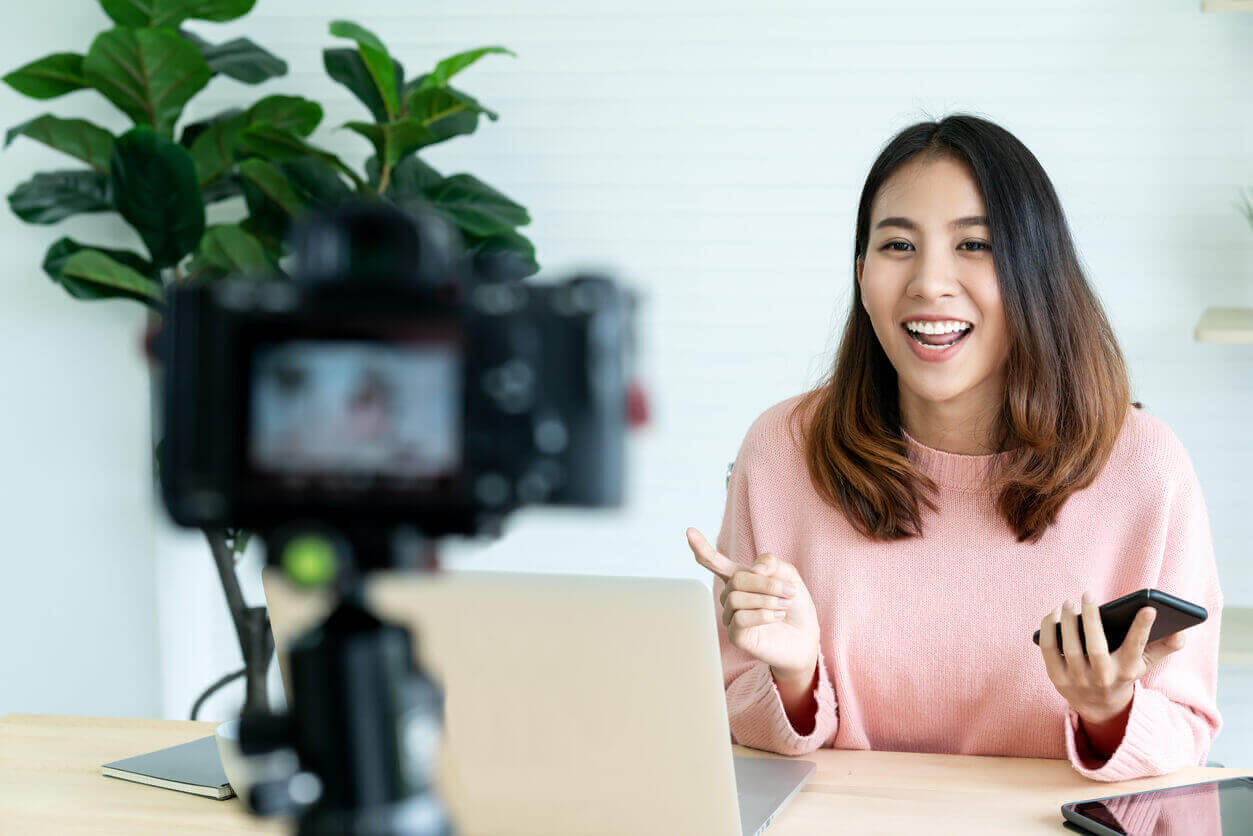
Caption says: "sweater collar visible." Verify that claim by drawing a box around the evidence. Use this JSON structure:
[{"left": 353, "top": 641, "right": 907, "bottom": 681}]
[{"left": 900, "top": 427, "right": 1016, "bottom": 491}]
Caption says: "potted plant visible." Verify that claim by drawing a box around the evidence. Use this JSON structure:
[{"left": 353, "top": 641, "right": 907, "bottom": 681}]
[{"left": 4, "top": 0, "right": 535, "bottom": 717}]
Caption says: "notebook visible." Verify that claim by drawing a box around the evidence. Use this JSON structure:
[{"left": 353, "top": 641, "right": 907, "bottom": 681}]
[{"left": 101, "top": 734, "right": 234, "bottom": 799}]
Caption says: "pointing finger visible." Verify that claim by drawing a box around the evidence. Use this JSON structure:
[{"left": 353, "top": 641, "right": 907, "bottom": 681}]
[{"left": 687, "top": 527, "right": 737, "bottom": 581}]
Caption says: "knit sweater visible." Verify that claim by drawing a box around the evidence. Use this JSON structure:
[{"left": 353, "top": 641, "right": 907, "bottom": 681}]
[{"left": 713, "top": 394, "right": 1223, "bottom": 782}]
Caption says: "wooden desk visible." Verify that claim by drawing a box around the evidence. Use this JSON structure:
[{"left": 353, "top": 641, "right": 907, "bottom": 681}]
[{"left": 1, "top": 714, "right": 1248, "bottom": 835}]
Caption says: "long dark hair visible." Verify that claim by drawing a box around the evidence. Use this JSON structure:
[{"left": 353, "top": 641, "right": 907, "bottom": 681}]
[{"left": 792, "top": 113, "right": 1136, "bottom": 544}]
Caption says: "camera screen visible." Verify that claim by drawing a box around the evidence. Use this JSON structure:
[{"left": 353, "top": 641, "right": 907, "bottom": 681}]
[{"left": 249, "top": 341, "right": 461, "bottom": 489}]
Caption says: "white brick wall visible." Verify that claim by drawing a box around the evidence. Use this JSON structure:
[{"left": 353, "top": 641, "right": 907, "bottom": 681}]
[{"left": 2, "top": 2, "right": 1250, "bottom": 753}]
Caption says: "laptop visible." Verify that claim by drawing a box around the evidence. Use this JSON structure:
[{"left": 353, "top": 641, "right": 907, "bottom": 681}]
[{"left": 262, "top": 568, "right": 816, "bottom": 835}]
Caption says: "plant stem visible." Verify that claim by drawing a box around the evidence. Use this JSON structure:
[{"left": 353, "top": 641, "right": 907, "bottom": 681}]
[
  {"left": 203, "top": 527, "right": 273, "bottom": 716},
  {"left": 378, "top": 162, "right": 393, "bottom": 196}
]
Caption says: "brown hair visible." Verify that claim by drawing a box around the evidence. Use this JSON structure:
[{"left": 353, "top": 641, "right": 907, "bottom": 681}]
[{"left": 791, "top": 114, "right": 1137, "bottom": 544}]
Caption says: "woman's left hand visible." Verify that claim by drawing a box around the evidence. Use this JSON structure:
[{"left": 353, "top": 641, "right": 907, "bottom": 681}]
[{"left": 1039, "top": 590, "right": 1188, "bottom": 724}]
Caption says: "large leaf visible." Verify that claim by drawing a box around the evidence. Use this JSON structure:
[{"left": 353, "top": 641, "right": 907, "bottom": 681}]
[
  {"left": 328, "top": 20, "right": 399, "bottom": 119},
  {"left": 415, "top": 46, "right": 513, "bottom": 91},
  {"left": 343, "top": 118, "right": 435, "bottom": 169},
  {"left": 279, "top": 157, "right": 353, "bottom": 207},
  {"left": 179, "top": 29, "right": 286, "bottom": 85},
  {"left": 42, "top": 237, "right": 160, "bottom": 304},
  {"left": 423, "top": 173, "right": 529, "bottom": 237},
  {"left": 188, "top": 112, "right": 246, "bottom": 185},
  {"left": 466, "top": 228, "right": 538, "bottom": 280},
  {"left": 197, "top": 223, "right": 270, "bottom": 273},
  {"left": 99, "top": 0, "right": 256, "bottom": 28},
  {"left": 245, "top": 95, "right": 322, "bottom": 137},
  {"left": 239, "top": 123, "right": 364, "bottom": 189},
  {"left": 3, "top": 53, "right": 87, "bottom": 100},
  {"left": 366, "top": 153, "right": 443, "bottom": 197},
  {"left": 239, "top": 158, "right": 304, "bottom": 215},
  {"left": 404, "top": 85, "right": 493, "bottom": 146},
  {"left": 201, "top": 172, "right": 242, "bottom": 204},
  {"left": 8, "top": 169, "right": 112, "bottom": 224},
  {"left": 84, "top": 27, "right": 212, "bottom": 136},
  {"left": 239, "top": 158, "right": 304, "bottom": 245},
  {"left": 58, "top": 248, "right": 164, "bottom": 308},
  {"left": 179, "top": 107, "right": 242, "bottom": 147},
  {"left": 111, "top": 127, "right": 205, "bottom": 266},
  {"left": 5, "top": 115, "right": 115, "bottom": 172},
  {"left": 323, "top": 48, "right": 404, "bottom": 124}
]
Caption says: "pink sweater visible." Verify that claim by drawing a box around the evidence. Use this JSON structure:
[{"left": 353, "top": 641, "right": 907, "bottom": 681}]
[{"left": 714, "top": 394, "right": 1224, "bottom": 782}]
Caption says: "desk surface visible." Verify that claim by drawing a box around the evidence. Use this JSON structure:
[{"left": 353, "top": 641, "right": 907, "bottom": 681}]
[{"left": 1, "top": 714, "right": 1248, "bottom": 835}]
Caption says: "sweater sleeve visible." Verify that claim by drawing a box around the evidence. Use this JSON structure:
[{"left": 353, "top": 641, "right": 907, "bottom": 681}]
[
  {"left": 712, "top": 426, "right": 838, "bottom": 755},
  {"left": 1063, "top": 439, "right": 1224, "bottom": 782}
]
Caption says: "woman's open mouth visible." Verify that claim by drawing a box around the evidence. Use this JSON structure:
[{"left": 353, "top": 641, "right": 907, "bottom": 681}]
[{"left": 900, "top": 321, "right": 973, "bottom": 362}]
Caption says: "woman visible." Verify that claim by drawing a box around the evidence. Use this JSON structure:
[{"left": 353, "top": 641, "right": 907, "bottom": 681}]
[{"left": 686, "top": 113, "right": 1223, "bottom": 782}]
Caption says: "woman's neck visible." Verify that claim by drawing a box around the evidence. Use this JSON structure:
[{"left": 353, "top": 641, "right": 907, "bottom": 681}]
[{"left": 898, "top": 387, "right": 1005, "bottom": 455}]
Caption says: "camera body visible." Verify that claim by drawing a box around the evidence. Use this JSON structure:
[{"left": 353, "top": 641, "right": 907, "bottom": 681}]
[{"left": 158, "top": 205, "right": 635, "bottom": 563}]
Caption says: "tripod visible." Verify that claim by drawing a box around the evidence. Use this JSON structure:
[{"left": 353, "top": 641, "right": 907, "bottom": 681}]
[{"left": 240, "top": 526, "right": 453, "bottom": 836}]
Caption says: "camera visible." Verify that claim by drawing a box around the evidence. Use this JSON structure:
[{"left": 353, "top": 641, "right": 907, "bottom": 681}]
[
  {"left": 158, "top": 202, "right": 637, "bottom": 559},
  {"left": 154, "top": 202, "right": 640, "bottom": 834}
]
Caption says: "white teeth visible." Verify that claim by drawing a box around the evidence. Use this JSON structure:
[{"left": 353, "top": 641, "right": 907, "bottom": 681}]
[{"left": 904, "top": 320, "right": 971, "bottom": 335}]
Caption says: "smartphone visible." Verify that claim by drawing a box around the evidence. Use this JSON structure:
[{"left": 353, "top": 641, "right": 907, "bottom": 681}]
[{"left": 1031, "top": 588, "right": 1207, "bottom": 654}]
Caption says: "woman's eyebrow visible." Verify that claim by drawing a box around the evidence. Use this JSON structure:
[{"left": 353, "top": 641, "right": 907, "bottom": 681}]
[{"left": 873, "top": 215, "right": 989, "bottom": 231}]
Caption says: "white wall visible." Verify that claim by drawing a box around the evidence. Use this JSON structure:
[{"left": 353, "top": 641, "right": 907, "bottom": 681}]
[
  {"left": 0, "top": 7, "right": 160, "bottom": 717},
  {"left": 1, "top": 0, "right": 1249, "bottom": 728}
]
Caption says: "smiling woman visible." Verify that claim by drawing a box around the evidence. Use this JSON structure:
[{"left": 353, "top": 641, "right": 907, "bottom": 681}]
[{"left": 689, "top": 113, "right": 1223, "bottom": 785}]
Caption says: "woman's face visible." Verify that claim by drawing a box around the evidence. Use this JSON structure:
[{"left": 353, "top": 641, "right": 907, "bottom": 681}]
[{"left": 856, "top": 154, "right": 1010, "bottom": 411}]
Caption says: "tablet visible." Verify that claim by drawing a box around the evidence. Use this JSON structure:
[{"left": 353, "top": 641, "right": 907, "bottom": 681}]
[{"left": 1061, "top": 775, "right": 1253, "bottom": 835}]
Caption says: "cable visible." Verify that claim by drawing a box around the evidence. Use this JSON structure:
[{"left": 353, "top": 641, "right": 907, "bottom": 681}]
[{"left": 190, "top": 667, "right": 246, "bottom": 721}]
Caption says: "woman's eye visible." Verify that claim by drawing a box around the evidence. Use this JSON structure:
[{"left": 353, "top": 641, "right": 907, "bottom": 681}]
[{"left": 879, "top": 240, "right": 990, "bottom": 252}]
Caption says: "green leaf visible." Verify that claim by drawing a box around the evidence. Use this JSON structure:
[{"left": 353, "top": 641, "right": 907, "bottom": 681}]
[
  {"left": 197, "top": 223, "right": 270, "bottom": 273},
  {"left": 466, "top": 228, "right": 539, "bottom": 280},
  {"left": 180, "top": 29, "right": 286, "bottom": 84},
  {"left": 323, "top": 48, "right": 404, "bottom": 124},
  {"left": 3, "top": 53, "right": 87, "bottom": 100},
  {"left": 8, "top": 170, "right": 112, "bottom": 224},
  {"left": 5, "top": 115, "right": 115, "bottom": 172},
  {"left": 179, "top": 107, "right": 243, "bottom": 147},
  {"left": 279, "top": 157, "right": 353, "bottom": 207},
  {"left": 404, "top": 85, "right": 492, "bottom": 146},
  {"left": 99, "top": 0, "right": 256, "bottom": 28},
  {"left": 201, "top": 173, "right": 242, "bottom": 204},
  {"left": 417, "top": 46, "right": 513, "bottom": 90},
  {"left": 84, "top": 27, "right": 212, "bottom": 136},
  {"left": 245, "top": 95, "right": 322, "bottom": 137},
  {"left": 239, "top": 158, "right": 304, "bottom": 216},
  {"left": 239, "top": 123, "right": 364, "bottom": 189},
  {"left": 423, "top": 173, "right": 529, "bottom": 237},
  {"left": 328, "top": 21, "right": 399, "bottom": 120},
  {"left": 58, "top": 248, "right": 164, "bottom": 308},
  {"left": 111, "top": 127, "right": 205, "bottom": 267},
  {"left": 188, "top": 112, "right": 246, "bottom": 185},
  {"left": 239, "top": 158, "right": 303, "bottom": 246},
  {"left": 343, "top": 118, "right": 436, "bottom": 168},
  {"left": 42, "top": 237, "right": 160, "bottom": 303},
  {"left": 366, "top": 153, "right": 443, "bottom": 196}
]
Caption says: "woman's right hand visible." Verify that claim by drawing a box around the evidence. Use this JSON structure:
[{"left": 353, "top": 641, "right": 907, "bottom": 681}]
[{"left": 686, "top": 527, "right": 820, "bottom": 686}]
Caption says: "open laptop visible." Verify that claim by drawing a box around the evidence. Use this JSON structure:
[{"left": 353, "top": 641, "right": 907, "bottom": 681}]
[{"left": 262, "top": 568, "right": 816, "bottom": 835}]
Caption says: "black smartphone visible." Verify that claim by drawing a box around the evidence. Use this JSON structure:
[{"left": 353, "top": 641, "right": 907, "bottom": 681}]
[{"left": 1031, "top": 588, "right": 1207, "bottom": 654}]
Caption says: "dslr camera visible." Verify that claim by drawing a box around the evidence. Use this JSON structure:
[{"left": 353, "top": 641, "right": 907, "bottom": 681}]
[{"left": 159, "top": 202, "right": 638, "bottom": 559}]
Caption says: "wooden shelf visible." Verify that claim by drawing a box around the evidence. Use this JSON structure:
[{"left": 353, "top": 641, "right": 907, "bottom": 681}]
[
  {"left": 1202, "top": 0, "right": 1253, "bottom": 10},
  {"left": 1195, "top": 307, "right": 1253, "bottom": 343}
]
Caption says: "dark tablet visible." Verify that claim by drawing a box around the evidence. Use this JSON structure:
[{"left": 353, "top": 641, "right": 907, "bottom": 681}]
[
  {"left": 1061, "top": 775, "right": 1253, "bottom": 835},
  {"left": 1031, "top": 588, "right": 1207, "bottom": 654}
]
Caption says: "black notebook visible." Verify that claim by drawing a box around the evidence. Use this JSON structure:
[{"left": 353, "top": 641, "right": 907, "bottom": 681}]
[{"left": 101, "top": 735, "right": 234, "bottom": 799}]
